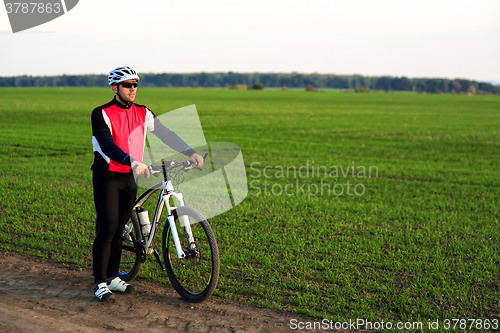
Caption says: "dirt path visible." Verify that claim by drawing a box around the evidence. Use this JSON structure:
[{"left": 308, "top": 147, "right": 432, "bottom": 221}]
[{"left": 0, "top": 251, "right": 328, "bottom": 333}]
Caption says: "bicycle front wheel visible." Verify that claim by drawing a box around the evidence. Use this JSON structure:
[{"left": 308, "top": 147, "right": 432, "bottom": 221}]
[
  {"left": 118, "top": 210, "right": 143, "bottom": 281},
  {"left": 162, "top": 206, "right": 220, "bottom": 303}
]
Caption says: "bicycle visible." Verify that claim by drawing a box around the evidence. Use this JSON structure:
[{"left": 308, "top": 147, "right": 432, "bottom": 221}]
[{"left": 117, "top": 153, "right": 220, "bottom": 303}]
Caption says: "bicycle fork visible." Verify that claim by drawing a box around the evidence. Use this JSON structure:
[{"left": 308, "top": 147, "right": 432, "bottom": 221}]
[{"left": 163, "top": 191, "right": 196, "bottom": 259}]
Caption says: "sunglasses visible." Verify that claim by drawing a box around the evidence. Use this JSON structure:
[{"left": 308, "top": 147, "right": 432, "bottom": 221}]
[{"left": 120, "top": 82, "right": 138, "bottom": 88}]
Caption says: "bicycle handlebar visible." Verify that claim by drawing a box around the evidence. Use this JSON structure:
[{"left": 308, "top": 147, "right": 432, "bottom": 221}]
[{"left": 148, "top": 152, "right": 209, "bottom": 177}]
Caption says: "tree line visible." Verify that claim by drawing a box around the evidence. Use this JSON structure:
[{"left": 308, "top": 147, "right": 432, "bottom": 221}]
[{"left": 0, "top": 72, "right": 498, "bottom": 95}]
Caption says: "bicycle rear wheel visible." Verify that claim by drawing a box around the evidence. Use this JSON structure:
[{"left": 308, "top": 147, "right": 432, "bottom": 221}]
[
  {"left": 118, "top": 210, "right": 143, "bottom": 281},
  {"left": 162, "top": 206, "right": 220, "bottom": 303}
]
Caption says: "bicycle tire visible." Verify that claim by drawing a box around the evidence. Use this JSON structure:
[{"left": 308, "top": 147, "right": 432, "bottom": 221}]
[
  {"left": 162, "top": 206, "right": 220, "bottom": 303},
  {"left": 118, "top": 210, "right": 143, "bottom": 281}
]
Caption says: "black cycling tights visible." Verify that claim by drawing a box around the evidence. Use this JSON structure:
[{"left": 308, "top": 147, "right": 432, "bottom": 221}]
[{"left": 92, "top": 170, "right": 137, "bottom": 284}]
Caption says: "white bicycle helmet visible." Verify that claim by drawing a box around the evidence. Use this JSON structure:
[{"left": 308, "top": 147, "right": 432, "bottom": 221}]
[{"left": 108, "top": 66, "right": 140, "bottom": 85}]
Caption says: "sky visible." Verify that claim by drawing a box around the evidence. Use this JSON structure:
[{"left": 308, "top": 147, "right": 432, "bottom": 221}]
[{"left": 1, "top": 0, "right": 499, "bottom": 83}]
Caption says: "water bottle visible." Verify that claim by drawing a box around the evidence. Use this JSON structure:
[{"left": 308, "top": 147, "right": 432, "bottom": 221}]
[{"left": 137, "top": 207, "right": 151, "bottom": 237}]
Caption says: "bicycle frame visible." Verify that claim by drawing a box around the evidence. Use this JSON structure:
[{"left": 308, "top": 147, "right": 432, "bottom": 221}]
[{"left": 131, "top": 168, "right": 195, "bottom": 260}]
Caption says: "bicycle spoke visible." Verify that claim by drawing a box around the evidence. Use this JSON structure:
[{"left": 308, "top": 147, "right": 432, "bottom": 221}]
[
  {"left": 117, "top": 214, "right": 143, "bottom": 281},
  {"left": 163, "top": 206, "right": 219, "bottom": 302}
]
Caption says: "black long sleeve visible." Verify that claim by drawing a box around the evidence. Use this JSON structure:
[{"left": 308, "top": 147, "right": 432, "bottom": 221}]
[
  {"left": 151, "top": 118, "right": 196, "bottom": 157},
  {"left": 94, "top": 131, "right": 131, "bottom": 166}
]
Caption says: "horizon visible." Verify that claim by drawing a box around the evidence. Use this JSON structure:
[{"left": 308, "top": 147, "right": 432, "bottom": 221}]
[
  {"left": 1, "top": 0, "right": 499, "bottom": 82},
  {"left": 1, "top": 71, "right": 498, "bottom": 85}
]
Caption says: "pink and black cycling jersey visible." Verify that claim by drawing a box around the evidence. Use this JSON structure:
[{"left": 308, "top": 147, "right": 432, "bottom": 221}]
[{"left": 91, "top": 97, "right": 195, "bottom": 172}]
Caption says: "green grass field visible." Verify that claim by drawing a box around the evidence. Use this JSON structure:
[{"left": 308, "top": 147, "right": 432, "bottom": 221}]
[{"left": 0, "top": 88, "right": 498, "bottom": 331}]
